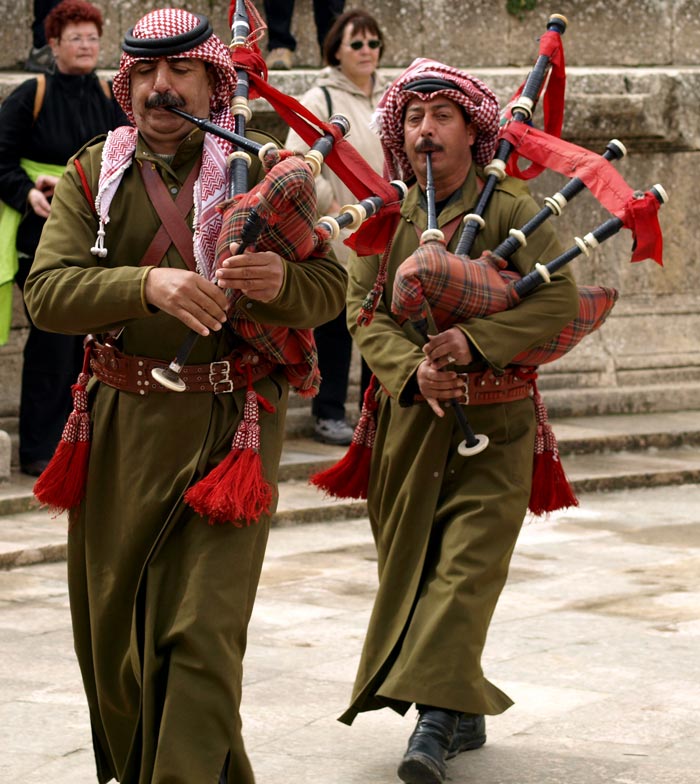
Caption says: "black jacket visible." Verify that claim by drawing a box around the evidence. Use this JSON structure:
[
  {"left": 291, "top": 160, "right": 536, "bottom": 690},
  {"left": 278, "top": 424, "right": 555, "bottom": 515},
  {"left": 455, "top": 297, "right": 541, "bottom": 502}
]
[{"left": 0, "top": 70, "right": 128, "bottom": 255}]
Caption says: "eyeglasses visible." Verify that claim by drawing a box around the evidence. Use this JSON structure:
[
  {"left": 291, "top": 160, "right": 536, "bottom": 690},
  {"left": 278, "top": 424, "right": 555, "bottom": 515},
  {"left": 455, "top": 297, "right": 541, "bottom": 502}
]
[
  {"left": 62, "top": 35, "right": 100, "bottom": 46},
  {"left": 348, "top": 39, "right": 381, "bottom": 51}
]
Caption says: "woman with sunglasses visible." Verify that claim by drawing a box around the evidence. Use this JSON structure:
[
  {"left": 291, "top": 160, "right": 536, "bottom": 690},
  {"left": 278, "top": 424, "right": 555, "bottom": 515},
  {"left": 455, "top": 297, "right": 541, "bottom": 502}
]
[{"left": 285, "top": 8, "right": 389, "bottom": 446}]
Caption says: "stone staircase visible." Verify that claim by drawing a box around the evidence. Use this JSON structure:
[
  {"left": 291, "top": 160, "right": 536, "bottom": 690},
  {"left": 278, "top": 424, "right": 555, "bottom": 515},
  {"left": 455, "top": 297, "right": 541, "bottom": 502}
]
[{"left": 2, "top": 408, "right": 700, "bottom": 570}]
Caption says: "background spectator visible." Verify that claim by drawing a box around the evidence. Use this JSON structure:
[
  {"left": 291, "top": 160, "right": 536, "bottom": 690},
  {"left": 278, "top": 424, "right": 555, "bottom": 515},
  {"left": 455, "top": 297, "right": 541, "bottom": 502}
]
[
  {"left": 0, "top": 0, "right": 127, "bottom": 476},
  {"left": 25, "top": 0, "right": 61, "bottom": 72},
  {"left": 264, "top": 0, "right": 345, "bottom": 69},
  {"left": 285, "top": 9, "right": 388, "bottom": 445}
]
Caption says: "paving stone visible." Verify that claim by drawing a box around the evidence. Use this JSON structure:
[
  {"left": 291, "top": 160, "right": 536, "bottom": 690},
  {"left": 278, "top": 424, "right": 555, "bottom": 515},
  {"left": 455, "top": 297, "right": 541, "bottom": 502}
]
[{"left": 1, "top": 481, "right": 699, "bottom": 783}]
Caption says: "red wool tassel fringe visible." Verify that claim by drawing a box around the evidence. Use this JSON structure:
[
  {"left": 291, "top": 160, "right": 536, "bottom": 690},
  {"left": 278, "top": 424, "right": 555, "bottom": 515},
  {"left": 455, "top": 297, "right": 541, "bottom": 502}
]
[
  {"left": 34, "top": 348, "right": 92, "bottom": 514},
  {"left": 310, "top": 376, "right": 378, "bottom": 499},
  {"left": 528, "top": 379, "right": 578, "bottom": 516},
  {"left": 185, "top": 370, "right": 275, "bottom": 526}
]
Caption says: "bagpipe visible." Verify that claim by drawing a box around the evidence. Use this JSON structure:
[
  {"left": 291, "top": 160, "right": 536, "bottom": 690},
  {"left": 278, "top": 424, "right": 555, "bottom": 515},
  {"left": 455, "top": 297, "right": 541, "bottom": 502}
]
[
  {"left": 311, "top": 13, "right": 667, "bottom": 516},
  {"left": 35, "top": 6, "right": 666, "bottom": 524}
]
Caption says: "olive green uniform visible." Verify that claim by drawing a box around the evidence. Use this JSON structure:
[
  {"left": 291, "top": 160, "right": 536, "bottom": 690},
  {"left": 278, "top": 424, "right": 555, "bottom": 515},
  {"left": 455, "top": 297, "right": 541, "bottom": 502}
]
[
  {"left": 24, "top": 129, "right": 346, "bottom": 783},
  {"left": 340, "top": 166, "right": 579, "bottom": 724}
]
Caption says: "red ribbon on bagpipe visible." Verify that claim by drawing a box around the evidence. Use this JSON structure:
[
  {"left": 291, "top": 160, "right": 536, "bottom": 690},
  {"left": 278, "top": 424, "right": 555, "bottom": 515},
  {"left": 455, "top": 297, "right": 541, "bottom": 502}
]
[
  {"left": 503, "top": 28, "right": 566, "bottom": 179},
  {"left": 500, "top": 123, "right": 664, "bottom": 265}
]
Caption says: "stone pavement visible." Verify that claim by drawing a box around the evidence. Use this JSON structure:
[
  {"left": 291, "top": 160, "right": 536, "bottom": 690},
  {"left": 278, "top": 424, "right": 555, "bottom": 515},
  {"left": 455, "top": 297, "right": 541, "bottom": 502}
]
[{"left": 1, "top": 479, "right": 699, "bottom": 784}]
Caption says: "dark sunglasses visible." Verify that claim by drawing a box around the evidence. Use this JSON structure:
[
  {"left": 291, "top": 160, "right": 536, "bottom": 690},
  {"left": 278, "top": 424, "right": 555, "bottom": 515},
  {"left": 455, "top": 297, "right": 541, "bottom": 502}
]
[{"left": 348, "top": 39, "right": 381, "bottom": 50}]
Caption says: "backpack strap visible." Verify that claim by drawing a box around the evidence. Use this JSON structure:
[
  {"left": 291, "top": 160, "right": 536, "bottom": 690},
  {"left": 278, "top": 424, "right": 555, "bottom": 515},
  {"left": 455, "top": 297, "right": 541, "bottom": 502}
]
[
  {"left": 33, "top": 75, "right": 111, "bottom": 123},
  {"left": 320, "top": 85, "right": 332, "bottom": 119},
  {"left": 33, "top": 74, "right": 46, "bottom": 122},
  {"left": 98, "top": 78, "right": 112, "bottom": 100}
]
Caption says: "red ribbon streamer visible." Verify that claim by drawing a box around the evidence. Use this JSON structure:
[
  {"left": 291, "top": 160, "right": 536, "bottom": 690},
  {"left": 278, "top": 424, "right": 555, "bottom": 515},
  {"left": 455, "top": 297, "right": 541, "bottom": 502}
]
[
  {"left": 499, "top": 124, "right": 664, "bottom": 265},
  {"left": 503, "top": 29, "right": 566, "bottom": 180}
]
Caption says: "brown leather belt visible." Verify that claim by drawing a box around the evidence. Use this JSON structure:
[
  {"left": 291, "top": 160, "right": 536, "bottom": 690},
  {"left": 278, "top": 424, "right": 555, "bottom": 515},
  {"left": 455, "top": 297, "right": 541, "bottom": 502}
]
[
  {"left": 90, "top": 341, "right": 275, "bottom": 396},
  {"left": 414, "top": 366, "right": 534, "bottom": 406}
]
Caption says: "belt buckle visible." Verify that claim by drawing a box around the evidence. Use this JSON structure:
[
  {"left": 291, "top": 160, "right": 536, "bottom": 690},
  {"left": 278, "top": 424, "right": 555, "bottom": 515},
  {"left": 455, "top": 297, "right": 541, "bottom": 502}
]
[{"left": 209, "top": 360, "right": 234, "bottom": 394}]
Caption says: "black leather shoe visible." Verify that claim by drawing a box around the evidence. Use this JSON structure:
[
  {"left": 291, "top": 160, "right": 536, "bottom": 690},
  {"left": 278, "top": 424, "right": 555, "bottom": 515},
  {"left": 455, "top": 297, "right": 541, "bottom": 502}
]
[
  {"left": 445, "top": 713, "right": 486, "bottom": 759},
  {"left": 397, "top": 708, "right": 459, "bottom": 784}
]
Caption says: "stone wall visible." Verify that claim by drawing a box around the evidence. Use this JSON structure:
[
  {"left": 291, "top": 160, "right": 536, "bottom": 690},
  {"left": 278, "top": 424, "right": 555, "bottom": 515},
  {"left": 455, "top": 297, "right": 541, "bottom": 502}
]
[
  {"left": 1, "top": 0, "right": 699, "bottom": 463},
  {"left": 1, "top": 0, "right": 700, "bottom": 70}
]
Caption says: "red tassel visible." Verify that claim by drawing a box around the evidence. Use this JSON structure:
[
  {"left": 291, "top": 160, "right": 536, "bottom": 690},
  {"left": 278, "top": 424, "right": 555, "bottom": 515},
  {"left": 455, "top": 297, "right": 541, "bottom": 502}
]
[
  {"left": 310, "top": 376, "right": 378, "bottom": 499},
  {"left": 528, "top": 379, "right": 578, "bottom": 516},
  {"left": 185, "top": 373, "right": 274, "bottom": 526},
  {"left": 357, "top": 244, "right": 392, "bottom": 327},
  {"left": 34, "top": 349, "right": 92, "bottom": 514}
]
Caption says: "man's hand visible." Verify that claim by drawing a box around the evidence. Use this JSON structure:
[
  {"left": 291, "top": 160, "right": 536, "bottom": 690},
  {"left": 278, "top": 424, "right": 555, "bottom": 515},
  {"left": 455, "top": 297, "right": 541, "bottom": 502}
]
[
  {"left": 144, "top": 267, "right": 228, "bottom": 336},
  {"left": 416, "top": 327, "right": 472, "bottom": 416},
  {"left": 416, "top": 358, "right": 467, "bottom": 417},
  {"left": 215, "top": 247, "right": 284, "bottom": 302},
  {"left": 423, "top": 326, "right": 473, "bottom": 369},
  {"left": 28, "top": 175, "right": 59, "bottom": 218}
]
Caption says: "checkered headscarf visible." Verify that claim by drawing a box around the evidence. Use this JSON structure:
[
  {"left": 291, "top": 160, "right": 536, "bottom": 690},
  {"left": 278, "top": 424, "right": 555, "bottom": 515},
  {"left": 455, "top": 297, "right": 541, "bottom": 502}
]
[
  {"left": 372, "top": 58, "right": 501, "bottom": 180},
  {"left": 112, "top": 8, "right": 237, "bottom": 124}
]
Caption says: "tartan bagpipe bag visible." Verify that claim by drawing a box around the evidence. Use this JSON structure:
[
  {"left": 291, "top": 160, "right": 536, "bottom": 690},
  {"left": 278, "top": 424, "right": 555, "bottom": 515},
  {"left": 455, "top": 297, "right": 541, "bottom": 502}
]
[
  {"left": 391, "top": 244, "right": 619, "bottom": 366},
  {"left": 215, "top": 153, "right": 333, "bottom": 397},
  {"left": 311, "top": 242, "right": 615, "bottom": 513}
]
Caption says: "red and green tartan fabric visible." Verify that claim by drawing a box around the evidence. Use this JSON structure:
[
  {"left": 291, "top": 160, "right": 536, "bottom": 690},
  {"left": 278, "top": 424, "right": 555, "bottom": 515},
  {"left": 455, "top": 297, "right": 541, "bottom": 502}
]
[
  {"left": 391, "top": 245, "right": 618, "bottom": 366},
  {"left": 511, "top": 285, "right": 618, "bottom": 366},
  {"left": 392, "top": 246, "right": 520, "bottom": 326},
  {"left": 216, "top": 155, "right": 333, "bottom": 397}
]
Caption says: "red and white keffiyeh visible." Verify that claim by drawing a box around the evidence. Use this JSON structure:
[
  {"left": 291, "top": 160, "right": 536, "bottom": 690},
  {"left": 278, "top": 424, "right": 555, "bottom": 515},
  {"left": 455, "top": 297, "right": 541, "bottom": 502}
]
[
  {"left": 372, "top": 58, "right": 501, "bottom": 180},
  {"left": 112, "top": 8, "right": 237, "bottom": 124},
  {"left": 90, "top": 112, "right": 234, "bottom": 283}
]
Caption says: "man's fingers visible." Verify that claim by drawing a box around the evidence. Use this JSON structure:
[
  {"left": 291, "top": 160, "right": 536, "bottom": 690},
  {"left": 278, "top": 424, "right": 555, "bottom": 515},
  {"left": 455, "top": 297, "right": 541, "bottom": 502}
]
[
  {"left": 175, "top": 304, "right": 223, "bottom": 337},
  {"left": 426, "top": 397, "right": 445, "bottom": 417},
  {"left": 145, "top": 268, "right": 229, "bottom": 333}
]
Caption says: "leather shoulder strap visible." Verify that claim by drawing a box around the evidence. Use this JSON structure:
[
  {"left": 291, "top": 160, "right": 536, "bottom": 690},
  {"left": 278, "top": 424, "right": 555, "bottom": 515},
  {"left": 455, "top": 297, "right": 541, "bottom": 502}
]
[
  {"left": 138, "top": 160, "right": 200, "bottom": 271},
  {"left": 412, "top": 214, "right": 463, "bottom": 247}
]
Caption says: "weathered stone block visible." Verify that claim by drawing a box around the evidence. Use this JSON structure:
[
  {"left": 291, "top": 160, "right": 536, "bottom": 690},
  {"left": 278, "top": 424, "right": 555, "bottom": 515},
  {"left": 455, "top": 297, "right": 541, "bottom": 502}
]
[
  {"left": 0, "top": 429, "right": 10, "bottom": 482},
  {"left": 1, "top": 0, "right": 699, "bottom": 71}
]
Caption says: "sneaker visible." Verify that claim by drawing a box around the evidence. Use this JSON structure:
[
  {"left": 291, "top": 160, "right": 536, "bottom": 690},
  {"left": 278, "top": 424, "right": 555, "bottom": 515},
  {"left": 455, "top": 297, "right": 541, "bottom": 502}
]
[
  {"left": 314, "top": 418, "right": 354, "bottom": 446},
  {"left": 25, "top": 44, "right": 55, "bottom": 74},
  {"left": 265, "top": 47, "right": 293, "bottom": 70}
]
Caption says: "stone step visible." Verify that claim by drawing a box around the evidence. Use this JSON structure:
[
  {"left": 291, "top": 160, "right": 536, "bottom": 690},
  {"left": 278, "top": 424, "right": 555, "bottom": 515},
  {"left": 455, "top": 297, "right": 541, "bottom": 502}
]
[
  {"left": 0, "top": 474, "right": 364, "bottom": 570},
  {"left": 2, "top": 408, "right": 700, "bottom": 516},
  {"left": 2, "top": 409, "right": 700, "bottom": 569}
]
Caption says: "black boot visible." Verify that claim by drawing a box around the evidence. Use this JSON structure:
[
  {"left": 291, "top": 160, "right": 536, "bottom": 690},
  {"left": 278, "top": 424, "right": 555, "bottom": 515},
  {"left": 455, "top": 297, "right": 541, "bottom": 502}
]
[
  {"left": 446, "top": 713, "right": 486, "bottom": 759},
  {"left": 397, "top": 707, "right": 459, "bottom": 784}
]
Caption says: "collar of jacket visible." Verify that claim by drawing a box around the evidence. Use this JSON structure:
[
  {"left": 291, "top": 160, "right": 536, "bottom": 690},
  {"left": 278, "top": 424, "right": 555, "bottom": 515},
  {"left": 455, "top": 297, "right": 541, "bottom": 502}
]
[
  {"left": 134, "top": 127, "right": 204, "bottom": 178},
  {"left": 400, "top": 165, "right": 482, "bottom": 231},
  {"left": 316, "top": 65, "right": 389, "bottom": 101}
]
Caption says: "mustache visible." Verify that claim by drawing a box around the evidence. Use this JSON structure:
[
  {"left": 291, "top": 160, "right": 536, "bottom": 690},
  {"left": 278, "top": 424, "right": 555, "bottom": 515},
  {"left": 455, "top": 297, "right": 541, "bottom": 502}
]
[
  {"left": 415, "top": 139, "right": 444, "bottom": 154},
  {"left": 144, "top": 92, "right": 186, "bottom": 109}
]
